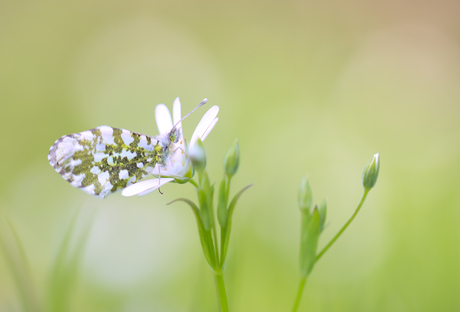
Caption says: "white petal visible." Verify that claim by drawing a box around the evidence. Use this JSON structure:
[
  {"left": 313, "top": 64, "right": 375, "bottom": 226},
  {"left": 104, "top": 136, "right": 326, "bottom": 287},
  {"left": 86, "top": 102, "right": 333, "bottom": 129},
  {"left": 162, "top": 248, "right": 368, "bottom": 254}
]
[
  {"left": 173, "top": 97, "right": 184, "bottom": 148},
  {"left": 137, "top": 188, "right": 156, "bottom": 196},
  {"left": 138, "top": 178, "right": 175, "bottom": 196},
  {"left": 190, "top": 106, "right": 219, "bottom": 148},
  {"left": 201, "top": 117, "right": 218, "bottom": 142},
  {"left": 121, "top": 178, "right": 174, "bottom": 197},
  {"left": 173, "top": 97, "right": 182, "bottom": 127},
  {"left": 155, "top": 104, "right": 173, "bottom": 134}
]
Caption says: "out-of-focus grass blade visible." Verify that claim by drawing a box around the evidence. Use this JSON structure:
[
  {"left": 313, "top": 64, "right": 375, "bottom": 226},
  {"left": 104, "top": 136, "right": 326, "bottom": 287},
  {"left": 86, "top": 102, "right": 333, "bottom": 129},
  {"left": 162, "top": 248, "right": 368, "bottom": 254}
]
[
  {"left": 45, "top": 208, "right": 93, "bottom": 312},
  {"left": 0, "top": 218, "right": 41, "bottom": 312}
]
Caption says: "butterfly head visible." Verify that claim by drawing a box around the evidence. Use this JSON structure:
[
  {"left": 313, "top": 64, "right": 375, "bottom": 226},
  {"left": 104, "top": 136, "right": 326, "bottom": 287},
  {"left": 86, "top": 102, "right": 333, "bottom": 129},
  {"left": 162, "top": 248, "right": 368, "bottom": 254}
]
[
  {"left": 168, "top": 98, "right": 208, "bottom": 145},
  {"left": 168, "top": 127, "right": 180, "bottom": 144}
]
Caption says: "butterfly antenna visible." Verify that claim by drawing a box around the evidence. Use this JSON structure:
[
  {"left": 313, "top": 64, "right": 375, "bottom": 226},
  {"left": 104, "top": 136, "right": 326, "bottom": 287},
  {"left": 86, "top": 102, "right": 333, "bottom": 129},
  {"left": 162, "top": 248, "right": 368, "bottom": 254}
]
[{"left": 172, "top": 99, "right": 207, "bottom": 129}]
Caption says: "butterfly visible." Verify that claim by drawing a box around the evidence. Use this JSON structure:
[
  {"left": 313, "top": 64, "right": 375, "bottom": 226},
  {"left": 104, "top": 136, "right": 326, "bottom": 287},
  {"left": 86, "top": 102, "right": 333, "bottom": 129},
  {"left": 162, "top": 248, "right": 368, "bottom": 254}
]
[{"left": 48, "top": 98, "right": 219, "bottom": 198}]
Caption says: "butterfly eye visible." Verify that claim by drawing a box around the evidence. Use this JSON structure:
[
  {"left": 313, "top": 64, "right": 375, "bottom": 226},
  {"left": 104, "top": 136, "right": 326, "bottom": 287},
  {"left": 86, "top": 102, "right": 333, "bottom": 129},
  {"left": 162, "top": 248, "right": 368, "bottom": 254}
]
[{"left": 170, "top": 133, "right": 177, "bottom": 142}]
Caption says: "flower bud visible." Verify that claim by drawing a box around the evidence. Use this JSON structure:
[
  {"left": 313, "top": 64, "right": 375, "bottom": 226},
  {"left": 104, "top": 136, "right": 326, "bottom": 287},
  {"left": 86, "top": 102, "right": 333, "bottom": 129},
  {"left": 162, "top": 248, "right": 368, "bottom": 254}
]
[
  {"left": 299, "top": 206, "right": 320, "bottom": 278},
  {"left": 298, "top": 176, "right": 313, "bottom": 212},
  {"left": 224, "top": 139, "right": 240, "bottom": 178},
  {"left": 362, "top": 153, "right": 380, "bottom": 190},
  {"left": 190, "top": 139, "right": 207, "bottom": 173},
  {"left": 318, "top": 199, "right": 327, "bottom": 232}
]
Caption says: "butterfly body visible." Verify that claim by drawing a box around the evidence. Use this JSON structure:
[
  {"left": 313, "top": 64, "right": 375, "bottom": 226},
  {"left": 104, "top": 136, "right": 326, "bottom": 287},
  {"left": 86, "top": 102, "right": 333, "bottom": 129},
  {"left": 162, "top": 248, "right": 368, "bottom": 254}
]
[{"left": 48, "top": 125, "right": 181, "bottom": 198}]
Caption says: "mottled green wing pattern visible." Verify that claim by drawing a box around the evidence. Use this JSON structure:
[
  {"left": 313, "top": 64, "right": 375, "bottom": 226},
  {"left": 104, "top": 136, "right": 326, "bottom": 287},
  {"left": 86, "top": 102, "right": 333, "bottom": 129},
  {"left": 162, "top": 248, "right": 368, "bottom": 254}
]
[{"left": 48, "top": 126, "right": 166, "bottom": 198}]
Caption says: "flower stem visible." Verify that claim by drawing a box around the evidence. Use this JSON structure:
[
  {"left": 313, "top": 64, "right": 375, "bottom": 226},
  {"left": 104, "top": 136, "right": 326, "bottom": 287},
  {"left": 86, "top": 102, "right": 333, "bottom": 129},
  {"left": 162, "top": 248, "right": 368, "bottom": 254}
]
[
  {"left": 189, "top": 179, "right": 199, "bottom": 188},
  {"left": 214, "top": 270, "right": 229, "bottom": 312},
  {"left": 211, "top": 217, "right": 220, "bottom": 265},
  {"left": 291, "top": 190, "right": 370, "bottom": 312},
  {"left": 315, "top": 189, "right": 369, "bottom": 262},
  {"left": 292, "top": 277, "right": 307, "bottom": 312},
  {"left": 209, "top": 179, "right": 220, "bottom": 265}
]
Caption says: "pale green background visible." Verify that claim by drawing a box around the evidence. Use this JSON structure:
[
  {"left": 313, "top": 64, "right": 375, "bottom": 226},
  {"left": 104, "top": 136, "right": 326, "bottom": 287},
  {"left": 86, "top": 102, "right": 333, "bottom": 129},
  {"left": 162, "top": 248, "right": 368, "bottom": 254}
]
[{"left": 1, "top": 0, "right": 459, "bottom": 311}]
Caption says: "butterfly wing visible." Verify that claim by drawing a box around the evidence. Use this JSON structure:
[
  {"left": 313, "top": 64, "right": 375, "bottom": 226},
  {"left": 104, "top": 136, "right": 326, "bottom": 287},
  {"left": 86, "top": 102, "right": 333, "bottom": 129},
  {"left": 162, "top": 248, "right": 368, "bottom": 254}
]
[{"left": 48, "top": 126, "right": 162, "bottom": 198}]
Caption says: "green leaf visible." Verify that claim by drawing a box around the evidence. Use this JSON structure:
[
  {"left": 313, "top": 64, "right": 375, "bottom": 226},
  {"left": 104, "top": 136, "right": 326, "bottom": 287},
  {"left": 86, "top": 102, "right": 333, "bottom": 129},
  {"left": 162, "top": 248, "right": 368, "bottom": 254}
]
[
  {"left": 168, "top": 198, "right": 215, "bottom": 268},
  {"left": 221, "top": 184, "right": 254, "bottom": 266},
  {"left": 299, "top": 208, "right": 321, "bottom": 278}
]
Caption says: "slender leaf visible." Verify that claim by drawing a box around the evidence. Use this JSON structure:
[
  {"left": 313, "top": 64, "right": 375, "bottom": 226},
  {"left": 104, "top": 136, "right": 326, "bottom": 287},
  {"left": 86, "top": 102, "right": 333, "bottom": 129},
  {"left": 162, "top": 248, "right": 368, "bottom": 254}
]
[
  {"left": 221, "top": 184, "right": 253, "bottom": 266},
  {"left": 168, "top": 198, "right": 215, "bottom": 268}
]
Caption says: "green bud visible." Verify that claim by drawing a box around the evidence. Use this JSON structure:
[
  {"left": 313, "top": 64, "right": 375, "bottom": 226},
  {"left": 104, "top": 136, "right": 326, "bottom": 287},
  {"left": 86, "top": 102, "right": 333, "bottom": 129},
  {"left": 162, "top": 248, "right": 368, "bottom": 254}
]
[
  {"left": 362, "top": 153, "right": 380, "bottom": 190},
  {"left": 298, "top": 176, "right": 313, "bottom": 212},
  {"left": 299, "top": 207, "right": 321, "bottom": 278},
  {"left": 190, "top": 139, "right": 207, "bottom": 173},
  {"left": 224, "top": 139, "right": 240, "bottom": 178},
  {"left": 318, "top": 199, "right": 327, "bottom": 232}
]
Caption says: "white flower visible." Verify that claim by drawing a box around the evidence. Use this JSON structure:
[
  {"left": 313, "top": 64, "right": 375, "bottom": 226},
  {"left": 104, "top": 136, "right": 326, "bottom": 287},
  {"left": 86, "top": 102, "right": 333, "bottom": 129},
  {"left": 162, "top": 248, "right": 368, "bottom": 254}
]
[{"left": 122, "top": 97, "right": 219, "bottom": 197}]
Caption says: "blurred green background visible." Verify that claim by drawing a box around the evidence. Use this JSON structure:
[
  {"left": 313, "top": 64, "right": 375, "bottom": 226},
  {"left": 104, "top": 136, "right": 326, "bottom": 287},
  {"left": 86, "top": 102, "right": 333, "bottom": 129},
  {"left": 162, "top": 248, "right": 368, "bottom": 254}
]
[{"left": 1, "top": 0, "right": 460, "bottom": 311}]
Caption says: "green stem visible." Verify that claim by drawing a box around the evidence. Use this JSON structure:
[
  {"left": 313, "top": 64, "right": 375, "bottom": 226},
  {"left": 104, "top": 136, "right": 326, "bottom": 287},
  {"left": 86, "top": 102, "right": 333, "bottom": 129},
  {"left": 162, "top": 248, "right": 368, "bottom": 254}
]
[
  {"left": 292, "top": 277, "right": 307, "bottom": 312},
  {"left": 219, "top": 176, "right": 231, "bottom": 265},
  {"left": 214, "top": 271, "right": 229, "bottom": 312},
  {"left": 189, "top": 179, "right": 199, "bottom": 188},
  {"left": 220, "top": 227, "right": 226, "bottom": 267},
  {"left": 209, "top": 179, "right": 220, "bottom": 266},
  {"left": 211, "top": 216, "right": 220, "bottom": 266},
  {"left": 316, "top": 189, "right": 369, "bottom": 262}
]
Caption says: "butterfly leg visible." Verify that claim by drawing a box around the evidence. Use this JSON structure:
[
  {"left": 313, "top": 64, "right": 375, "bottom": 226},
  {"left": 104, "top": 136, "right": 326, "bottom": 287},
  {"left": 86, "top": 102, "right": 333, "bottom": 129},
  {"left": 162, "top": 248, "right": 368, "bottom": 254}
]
[
  {"left": 171, "top": 146, "right": 185, "bottom": 154},
  {"left": 158, "top": 166, "right": 164, "bottom": 195}
]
